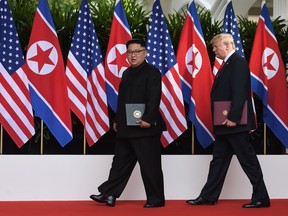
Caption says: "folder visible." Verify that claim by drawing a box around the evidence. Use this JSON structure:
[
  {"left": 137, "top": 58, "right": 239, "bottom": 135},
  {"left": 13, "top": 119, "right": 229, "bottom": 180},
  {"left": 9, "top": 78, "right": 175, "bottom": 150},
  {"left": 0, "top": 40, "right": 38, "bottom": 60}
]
[
  {"left": 125, "top": 104, "right": 145, "bottom": 126},
  {"left": 213, "top": 101, "right": 247, "bottom": 125}
]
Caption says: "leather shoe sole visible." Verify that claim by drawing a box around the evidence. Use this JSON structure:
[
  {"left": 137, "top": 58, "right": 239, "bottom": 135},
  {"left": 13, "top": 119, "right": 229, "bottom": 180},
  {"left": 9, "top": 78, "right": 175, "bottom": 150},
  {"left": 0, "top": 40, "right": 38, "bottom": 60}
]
[
  {"left": 242, "top": 201, "right": 270, "bottom": 208},
  {"left": 186, "top": 197, "right": 215, "bottom": 205},
  {"left": 144, "top": 202, "right": 165, "bottom": 208},
  {"left": 90, "top": 194, "right": 116, "bottom": 207}
]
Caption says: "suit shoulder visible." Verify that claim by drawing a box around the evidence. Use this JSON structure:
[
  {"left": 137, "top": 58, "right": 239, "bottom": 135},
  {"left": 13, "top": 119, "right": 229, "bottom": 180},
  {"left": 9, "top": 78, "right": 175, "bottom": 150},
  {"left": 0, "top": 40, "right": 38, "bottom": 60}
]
[
  {"left": 121, "top": 68, "right": 130, "bottom": 78},
  {"left": 230, "top": 52, "right": 246, "bottom": 62},
  {"left": 229, "top": 53, "right": 248, "bottom": 66},
  {"left": 144, "top": 62, "right": 161, "bottom": 75},
  {"left": 145, "top": 62, "right": 159, "bottom": 71}
]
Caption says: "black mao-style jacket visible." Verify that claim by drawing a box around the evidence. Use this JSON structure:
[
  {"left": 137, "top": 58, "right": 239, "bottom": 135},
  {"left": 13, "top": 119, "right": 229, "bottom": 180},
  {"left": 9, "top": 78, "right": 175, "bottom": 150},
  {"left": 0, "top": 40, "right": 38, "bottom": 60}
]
[{"left": 115, "top": 61, "right": 166, "bottom": 138}]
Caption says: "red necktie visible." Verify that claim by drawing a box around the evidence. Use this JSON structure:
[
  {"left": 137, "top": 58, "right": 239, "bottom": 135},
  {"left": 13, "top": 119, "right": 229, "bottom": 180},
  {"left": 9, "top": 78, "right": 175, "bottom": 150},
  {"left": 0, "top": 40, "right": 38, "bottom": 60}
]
[{"left": 219, "top": 61, "right": 225, "bottom": 70}]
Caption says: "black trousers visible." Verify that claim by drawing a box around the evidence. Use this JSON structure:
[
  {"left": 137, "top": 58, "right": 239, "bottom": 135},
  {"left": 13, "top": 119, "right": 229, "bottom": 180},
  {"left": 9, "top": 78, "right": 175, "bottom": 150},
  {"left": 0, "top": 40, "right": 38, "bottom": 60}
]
[
  {"left": 98, "top": 135, "right": 165, "bottom": 204},
  {"left": 200, "top": 132, "right": 270, "bottom": 203}
]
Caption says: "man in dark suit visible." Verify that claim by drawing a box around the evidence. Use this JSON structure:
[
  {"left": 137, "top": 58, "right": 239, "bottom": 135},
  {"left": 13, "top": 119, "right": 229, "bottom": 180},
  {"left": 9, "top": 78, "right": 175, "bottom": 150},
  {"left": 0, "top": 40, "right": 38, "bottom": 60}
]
[
  {"left": 90, "top": 38, "right": 166, "bottom": 208},
  {"left": 186, "top": 33, "right": 270, "bottom": 208}
]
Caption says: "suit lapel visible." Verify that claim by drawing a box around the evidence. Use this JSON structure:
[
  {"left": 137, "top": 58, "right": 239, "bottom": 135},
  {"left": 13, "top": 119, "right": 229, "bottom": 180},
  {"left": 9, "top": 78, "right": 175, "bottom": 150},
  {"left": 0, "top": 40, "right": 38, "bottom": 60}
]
[{"left": 212, "top": 53, "right": 237, "bottom": 92}]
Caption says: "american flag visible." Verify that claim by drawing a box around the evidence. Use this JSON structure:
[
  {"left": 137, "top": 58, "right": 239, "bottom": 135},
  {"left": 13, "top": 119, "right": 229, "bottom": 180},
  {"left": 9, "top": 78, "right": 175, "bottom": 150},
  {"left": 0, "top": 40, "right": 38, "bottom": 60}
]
[
  {"left": 177, "top": 0, "right": 214, "bottom": 148},
  {"left": 146, "top": 0, "right": 187, "bottom": 147},
  {"left": 250, "top": 1, "right": 288, "bottom": 147},
  {"left": 0, "top": 0, "right": 35, "bottom": 147},
  {"left": 66, "top": 0, "right": 109, "bottom": 146},
  {"left": 223, "top": 0, "right": 244, "bottom": 56},
  {"left": 213, "top": 0, "right": 244, "bottom": 75}
]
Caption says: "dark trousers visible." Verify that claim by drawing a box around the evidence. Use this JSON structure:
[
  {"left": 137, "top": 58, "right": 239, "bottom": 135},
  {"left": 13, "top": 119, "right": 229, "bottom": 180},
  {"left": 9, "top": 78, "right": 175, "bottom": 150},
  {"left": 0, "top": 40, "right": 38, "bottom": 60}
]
[
  {"left": 98, "top": 135, "right": 165, "bottom": 204},
  {"left": 200, "top": 132, "right": 270, "bottom": 203}
]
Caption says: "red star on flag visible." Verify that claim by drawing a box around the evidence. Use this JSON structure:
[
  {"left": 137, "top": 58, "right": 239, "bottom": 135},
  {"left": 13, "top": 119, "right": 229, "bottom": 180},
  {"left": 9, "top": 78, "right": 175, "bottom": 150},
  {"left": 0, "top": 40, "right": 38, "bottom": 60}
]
[
  {"left": 187, "top": 50, "right": 199, "bottom": 71},
  {"left": 109, "top": 47, "right": 129, "bottom": 75},
  {"left": 263, "top": 53, "right": 276, "bottom": 71},
  {"left": 28, "top": 44, "right": 54, "bottom": 73}
]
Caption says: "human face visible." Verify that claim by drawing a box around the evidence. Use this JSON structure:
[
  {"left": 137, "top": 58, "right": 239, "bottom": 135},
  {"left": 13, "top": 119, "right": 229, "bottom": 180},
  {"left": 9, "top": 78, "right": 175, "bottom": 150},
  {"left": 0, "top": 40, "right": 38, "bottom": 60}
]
[
  {"left": 212, "top": 40, "right": 229, "bottom": 60},
  {"left": 126, "top": 43, "right": 147, "bottom": 67}
]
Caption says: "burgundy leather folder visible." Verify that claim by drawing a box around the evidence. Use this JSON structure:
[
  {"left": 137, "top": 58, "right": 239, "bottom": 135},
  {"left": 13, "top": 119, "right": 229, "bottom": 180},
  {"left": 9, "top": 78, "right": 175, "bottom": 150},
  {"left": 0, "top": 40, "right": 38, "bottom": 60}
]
[{"left": 213, "top": 101, "right": 247, "bottom": 125}]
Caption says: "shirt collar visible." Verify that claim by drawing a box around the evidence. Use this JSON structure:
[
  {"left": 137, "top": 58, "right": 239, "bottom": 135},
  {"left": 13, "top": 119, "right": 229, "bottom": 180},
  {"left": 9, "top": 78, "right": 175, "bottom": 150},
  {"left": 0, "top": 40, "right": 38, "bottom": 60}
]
[{"left": 223, "top": 50, "right": 235, "bottom": 62}]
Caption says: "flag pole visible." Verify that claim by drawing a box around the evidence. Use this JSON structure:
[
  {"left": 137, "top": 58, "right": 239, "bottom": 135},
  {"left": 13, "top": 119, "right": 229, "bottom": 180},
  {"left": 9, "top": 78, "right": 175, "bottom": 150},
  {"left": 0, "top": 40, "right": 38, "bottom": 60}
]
[
  {"left": 0, "top": 126, "right": 3, "bottom": 154},
  {"left": 83, "top": 131, "right": 86, "bottom": 155},
  {"left": 191, "top": 124, "right": 195, "bottom": 154},
  {"left": 41, "top": 120, "right": 44, "bottom": 155},
  {"left": 263, "top": 123, "right": 267, "bottom": 155}
]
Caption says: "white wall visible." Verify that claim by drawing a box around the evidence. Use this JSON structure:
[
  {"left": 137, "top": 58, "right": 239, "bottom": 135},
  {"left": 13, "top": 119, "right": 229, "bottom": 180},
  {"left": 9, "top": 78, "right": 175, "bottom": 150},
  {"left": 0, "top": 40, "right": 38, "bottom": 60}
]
[{"left": 0, "top": 155, "right": 287, "bottom": 201}]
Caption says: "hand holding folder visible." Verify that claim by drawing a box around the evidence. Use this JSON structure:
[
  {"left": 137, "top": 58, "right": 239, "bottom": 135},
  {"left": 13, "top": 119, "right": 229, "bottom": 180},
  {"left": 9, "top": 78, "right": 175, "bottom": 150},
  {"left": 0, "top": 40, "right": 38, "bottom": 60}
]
[
  {"left": 125, "top": 104, "right": 145, "bottom": 126},
  {"left": 213, "top": 101, "right": 247, "bottom": 126}
]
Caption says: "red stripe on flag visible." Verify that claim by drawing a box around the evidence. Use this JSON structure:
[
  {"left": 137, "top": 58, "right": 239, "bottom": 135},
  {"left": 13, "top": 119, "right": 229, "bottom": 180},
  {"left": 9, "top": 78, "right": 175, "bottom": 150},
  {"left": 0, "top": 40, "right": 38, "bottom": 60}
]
[
  {"left": 0, "top": 71, "right": 34, "bottom": 147},
  {"left": 160, "top": 67, "right": 187, "bottom": 147},
  {"left": 162, "top": 76, "right": 187, "bottom": 133},
  {"left": 67, "top": 57, "right": 109, "bottom": 146},
  {"left": 66, "top": 59, "right": 87, "bottom": 125}
]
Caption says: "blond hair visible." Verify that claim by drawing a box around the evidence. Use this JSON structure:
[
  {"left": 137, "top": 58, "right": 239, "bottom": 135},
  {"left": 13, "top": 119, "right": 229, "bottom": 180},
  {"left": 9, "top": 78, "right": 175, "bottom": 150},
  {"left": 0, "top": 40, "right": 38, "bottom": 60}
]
[{"left": 210, "top": 33, "right": 236, "bottom": 50}]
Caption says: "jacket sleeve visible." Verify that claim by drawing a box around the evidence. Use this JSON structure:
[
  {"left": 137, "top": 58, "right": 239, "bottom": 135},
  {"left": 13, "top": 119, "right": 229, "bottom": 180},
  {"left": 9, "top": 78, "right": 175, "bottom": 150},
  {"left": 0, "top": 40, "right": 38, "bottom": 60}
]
[
  {"left": 228, "top": 57, "right": 250, "bottom": 123},
  {"left": 141, "top": 68, "right": 162, "bottom": 124}
]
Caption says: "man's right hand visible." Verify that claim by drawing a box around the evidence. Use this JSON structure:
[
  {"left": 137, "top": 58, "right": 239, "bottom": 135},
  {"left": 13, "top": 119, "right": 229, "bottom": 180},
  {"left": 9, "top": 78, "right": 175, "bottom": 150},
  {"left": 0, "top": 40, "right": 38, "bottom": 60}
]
[{"left": 113, "top": 122, "right": 117, "bottom": 132}]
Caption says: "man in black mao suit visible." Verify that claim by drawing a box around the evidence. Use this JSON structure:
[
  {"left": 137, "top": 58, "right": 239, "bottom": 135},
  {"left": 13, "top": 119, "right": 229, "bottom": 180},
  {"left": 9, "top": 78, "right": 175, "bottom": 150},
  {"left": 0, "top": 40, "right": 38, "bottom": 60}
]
[
  {"left": 186, "top": 33, "right": 270, "bottom": 208},
  {"left": 90, "top": 38, "right": 166, "bottom": 208}
]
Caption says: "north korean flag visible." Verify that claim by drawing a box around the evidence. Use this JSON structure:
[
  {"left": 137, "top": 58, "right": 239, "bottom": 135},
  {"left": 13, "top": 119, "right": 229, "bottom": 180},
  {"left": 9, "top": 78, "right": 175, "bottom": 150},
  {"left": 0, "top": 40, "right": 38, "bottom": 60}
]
[
  {"left": 177, "top": 0, "right": 214, "bottom": 148},
  {"left": 23, "top": 0, "right": 72, "bottom": 146},
  {"left": 250, "top": 1, "right": 288, "bottom": 147},
  {"left": 105, "top": 0, "right": 132, "bottom": 112}
]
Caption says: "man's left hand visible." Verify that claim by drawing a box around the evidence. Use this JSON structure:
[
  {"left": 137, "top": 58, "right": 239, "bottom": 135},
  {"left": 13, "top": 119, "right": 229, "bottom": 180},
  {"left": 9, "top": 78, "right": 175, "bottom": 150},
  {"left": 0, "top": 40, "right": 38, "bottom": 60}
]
[
  {"left": 224, "top": 119, "right": 236, "bottom": 127},
  {"left": 136, "top": 120, "right": 151, "bottom": 128}
]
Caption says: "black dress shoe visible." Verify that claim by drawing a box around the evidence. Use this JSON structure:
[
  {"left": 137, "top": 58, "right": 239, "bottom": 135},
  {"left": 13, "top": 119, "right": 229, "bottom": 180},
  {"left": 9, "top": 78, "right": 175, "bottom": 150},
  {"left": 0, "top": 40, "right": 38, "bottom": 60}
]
[
  {"left": 90, "top": 194, "right": 116, "bottom": 207},
  {"left": 186, "top": 197, "right": 215, "bottom": 205},
  {"left": 242, "top": 201, "right": 270, "bottom": 208},
  {"left": 144, "top": 202, "right": 165, "bottom": 208}
]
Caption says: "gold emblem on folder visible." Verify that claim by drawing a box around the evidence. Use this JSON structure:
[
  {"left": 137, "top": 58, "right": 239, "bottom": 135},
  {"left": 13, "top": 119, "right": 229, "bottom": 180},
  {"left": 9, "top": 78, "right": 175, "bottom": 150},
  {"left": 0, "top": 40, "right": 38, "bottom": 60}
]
[{"left": 133, "top": 110, "right": 142, "bottom": 118}]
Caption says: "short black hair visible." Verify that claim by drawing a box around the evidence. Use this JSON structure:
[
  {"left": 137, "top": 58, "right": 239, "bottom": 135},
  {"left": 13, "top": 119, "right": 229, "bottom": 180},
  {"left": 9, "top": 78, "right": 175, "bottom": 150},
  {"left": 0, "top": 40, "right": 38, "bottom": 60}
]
[{"left": 126, "top": 38, "right": 146, "bottom": 48}]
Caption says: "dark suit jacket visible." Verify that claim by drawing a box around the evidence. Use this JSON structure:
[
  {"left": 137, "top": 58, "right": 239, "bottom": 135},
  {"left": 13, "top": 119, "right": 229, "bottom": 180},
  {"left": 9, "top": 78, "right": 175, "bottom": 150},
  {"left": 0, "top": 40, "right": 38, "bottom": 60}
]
[
  {"left": 211, "top": 52, "right": 256, "bottom": 135},
  {"left": 115, "top": 61, "right": 166, "bottom": 138}
]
